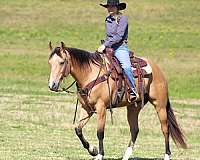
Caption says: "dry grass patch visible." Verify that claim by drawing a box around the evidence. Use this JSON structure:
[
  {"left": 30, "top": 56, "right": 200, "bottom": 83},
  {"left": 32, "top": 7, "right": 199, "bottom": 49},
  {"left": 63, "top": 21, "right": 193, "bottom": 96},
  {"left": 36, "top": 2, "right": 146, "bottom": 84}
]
[{"left": 0, "top": 93, "right": 199, "bottom": 159}]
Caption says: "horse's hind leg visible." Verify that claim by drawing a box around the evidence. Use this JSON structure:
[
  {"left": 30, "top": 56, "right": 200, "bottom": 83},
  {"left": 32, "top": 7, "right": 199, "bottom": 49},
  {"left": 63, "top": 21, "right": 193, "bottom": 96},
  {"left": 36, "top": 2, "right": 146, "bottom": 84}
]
[
  {"left": 151, "top": 99, "right": 171, "bottom": 160},
  {"left": 122, "top": 105, "right": 141, "bottom": 160},
  {"left": 149, "top": 90, "right": 171, "bottom": 160},
  {"left": 75, "top": 106, "right": 98, "bottom": 156},
  {"left": 147, "top": 60, "right": 172, "bottom": 160}
]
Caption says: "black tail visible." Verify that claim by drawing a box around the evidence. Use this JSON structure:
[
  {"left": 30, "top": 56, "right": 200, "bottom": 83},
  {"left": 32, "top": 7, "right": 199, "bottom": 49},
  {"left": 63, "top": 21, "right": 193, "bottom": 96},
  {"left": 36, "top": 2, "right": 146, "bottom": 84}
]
[{"left": 167, "top": 99, "right": 187, "bottom": 149}]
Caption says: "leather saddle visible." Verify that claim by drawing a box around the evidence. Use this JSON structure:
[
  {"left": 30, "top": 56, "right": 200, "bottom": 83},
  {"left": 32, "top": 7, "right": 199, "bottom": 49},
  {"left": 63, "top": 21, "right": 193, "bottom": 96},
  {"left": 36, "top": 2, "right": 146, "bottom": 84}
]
[
  {"left": 105, "top": 48, "right": 148, "bottom": 76},
  {"left": 103, "top": 48, "right": 149, "bottom": 107}
]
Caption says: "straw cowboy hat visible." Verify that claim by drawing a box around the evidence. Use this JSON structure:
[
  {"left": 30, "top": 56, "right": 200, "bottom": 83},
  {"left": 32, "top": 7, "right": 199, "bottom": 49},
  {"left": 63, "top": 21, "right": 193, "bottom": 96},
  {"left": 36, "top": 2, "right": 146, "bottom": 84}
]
[{"left": 100, "top": 0, "right": 126, "bottom": 10}]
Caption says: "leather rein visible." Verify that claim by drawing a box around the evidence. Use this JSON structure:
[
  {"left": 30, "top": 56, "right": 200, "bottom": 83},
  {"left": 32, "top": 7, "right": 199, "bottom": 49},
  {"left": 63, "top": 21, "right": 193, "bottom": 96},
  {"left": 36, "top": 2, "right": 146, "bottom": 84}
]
[
  {"left": 75, "top": 54, "right": 114, "bottom": 124},
  {"left": 59, "top": 51, "right": 113, "bottom": 124}
]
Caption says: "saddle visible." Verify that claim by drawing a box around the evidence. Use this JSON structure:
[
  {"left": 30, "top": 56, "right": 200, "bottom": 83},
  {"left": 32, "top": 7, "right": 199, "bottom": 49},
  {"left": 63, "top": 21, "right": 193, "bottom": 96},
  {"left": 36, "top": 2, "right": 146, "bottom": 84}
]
[
  {"left": 76, "top": 48, "right": 151, "bottom": 110},
  {"left": 104, "top": 48, "right": 150, "bottom": 107}
]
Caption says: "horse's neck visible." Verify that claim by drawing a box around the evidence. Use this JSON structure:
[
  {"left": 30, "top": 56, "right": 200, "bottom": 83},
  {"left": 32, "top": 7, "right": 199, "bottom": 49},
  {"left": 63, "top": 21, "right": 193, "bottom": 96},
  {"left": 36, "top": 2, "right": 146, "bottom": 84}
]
[{"left": 70, "top": 64, "right": 101, "bottom": 88}]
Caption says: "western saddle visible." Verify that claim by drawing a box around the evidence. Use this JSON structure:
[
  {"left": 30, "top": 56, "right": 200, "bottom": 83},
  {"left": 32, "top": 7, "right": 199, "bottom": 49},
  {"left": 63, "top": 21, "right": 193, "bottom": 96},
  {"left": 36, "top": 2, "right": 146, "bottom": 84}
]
[
  {"left": 76, "top": 48, "right": 149, "bottom": 110},
  {"left": 103, "top": 48, "right": 148, "bottom": 107}
]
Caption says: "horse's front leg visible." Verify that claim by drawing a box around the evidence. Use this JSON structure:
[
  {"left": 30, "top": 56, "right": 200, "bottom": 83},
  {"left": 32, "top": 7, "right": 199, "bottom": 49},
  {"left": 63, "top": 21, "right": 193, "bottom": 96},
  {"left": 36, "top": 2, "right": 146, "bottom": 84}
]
[
  {"left": 75, "top": 106, "right": 98, "bottom": 156},
  {"left": 95, "top": 102, "right": 106, "bottom": 160},
  {"left": 123, "top": 105, "right": 141, "bottom": 160}
]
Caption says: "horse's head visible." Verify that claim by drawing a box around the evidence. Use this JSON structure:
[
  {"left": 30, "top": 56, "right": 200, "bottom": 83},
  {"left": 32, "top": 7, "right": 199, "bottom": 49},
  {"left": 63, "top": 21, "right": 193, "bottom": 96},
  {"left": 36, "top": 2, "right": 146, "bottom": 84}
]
[{"left": 48, "top": 42, "right": 71, "bottom": 91}]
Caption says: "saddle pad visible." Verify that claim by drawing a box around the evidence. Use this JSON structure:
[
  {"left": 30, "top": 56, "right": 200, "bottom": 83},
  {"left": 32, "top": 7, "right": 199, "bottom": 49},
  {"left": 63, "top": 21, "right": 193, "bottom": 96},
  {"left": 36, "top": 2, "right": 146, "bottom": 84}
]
[
  {"left": 103, "top": 50, "right": 152, "bottom": 77},
  {"left": 132, "top": 57, "right": 152, "bottom": 76},
  {"left": 131, "top": 56, "right": 147, "bottom": 68}
]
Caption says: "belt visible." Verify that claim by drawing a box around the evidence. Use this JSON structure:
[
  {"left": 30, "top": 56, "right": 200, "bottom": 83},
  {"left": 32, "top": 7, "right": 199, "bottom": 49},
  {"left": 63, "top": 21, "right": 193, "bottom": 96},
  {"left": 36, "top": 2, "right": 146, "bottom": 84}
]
[
  {"left": 115, "top": 39, "right": 128, "bottom": 47},
  {"left": 122, "top": 40, "right": 128, "bottom": 44}
]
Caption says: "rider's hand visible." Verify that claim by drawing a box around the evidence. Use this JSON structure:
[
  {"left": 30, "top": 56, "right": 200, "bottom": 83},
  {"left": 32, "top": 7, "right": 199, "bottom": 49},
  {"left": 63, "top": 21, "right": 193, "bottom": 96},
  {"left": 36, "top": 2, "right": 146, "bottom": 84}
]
[{"left": 97, "top": 45, "right": 106, "bottom": 53}]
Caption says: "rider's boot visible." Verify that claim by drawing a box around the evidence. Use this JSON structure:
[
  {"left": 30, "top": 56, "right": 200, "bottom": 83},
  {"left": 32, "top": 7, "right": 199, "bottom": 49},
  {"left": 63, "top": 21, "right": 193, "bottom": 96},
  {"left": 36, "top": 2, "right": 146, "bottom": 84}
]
[{"left": 129, "top": 86, "right": 139, "bottom": 102}]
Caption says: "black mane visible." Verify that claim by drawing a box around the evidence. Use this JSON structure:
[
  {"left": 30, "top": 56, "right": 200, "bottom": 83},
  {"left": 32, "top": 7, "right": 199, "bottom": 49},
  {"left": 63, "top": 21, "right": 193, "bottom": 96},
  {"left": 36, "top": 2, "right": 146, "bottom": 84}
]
[
  {"left": 66, "top": 48, "right": 103, "bottom": 69},
  {"left": 49, "top": 47, "right": 103, "bottom": 69}
]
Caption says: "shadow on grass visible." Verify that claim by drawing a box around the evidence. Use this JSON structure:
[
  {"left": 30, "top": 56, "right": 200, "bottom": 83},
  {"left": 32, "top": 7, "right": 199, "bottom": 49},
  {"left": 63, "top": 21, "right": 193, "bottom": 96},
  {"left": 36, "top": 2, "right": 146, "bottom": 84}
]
[{"left": 104, "top": 158, "right": 163, "bottom": 160}]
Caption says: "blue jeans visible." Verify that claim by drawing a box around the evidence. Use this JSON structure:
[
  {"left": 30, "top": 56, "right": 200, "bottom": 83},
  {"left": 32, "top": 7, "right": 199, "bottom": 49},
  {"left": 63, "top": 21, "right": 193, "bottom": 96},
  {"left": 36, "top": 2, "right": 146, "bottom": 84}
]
[{"left": 115, "top": 44, "right": 136, "bottom": 91}]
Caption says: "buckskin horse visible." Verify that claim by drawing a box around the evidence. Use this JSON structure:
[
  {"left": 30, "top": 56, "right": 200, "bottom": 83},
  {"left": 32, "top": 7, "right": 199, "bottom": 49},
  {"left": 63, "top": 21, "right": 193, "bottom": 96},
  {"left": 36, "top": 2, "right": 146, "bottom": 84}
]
[{"left": 48, "top": 42, "right": 187, "bottom": 160}]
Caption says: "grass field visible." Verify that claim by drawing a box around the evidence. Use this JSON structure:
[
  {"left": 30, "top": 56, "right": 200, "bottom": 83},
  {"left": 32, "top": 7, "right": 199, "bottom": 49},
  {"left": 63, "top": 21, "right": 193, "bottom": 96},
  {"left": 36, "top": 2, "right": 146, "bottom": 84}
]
[
  {"left": 0, "top": 0, "right": 200, "bottom": 159},
  {"left": 0, "top": 94, "right": 200, "bottom": 160}
]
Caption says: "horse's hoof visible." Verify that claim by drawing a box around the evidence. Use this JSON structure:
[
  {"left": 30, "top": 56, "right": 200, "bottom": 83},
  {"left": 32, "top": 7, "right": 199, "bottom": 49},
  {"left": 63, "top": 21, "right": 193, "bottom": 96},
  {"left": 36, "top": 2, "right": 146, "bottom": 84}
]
[
  {"left": 122, "top": 147, "right": 133, "bottom": 160},
  {"left": 88, "top": 145, "right": 98, "bottom": 156},
  {"left": 94, "top": 154, "right": 103, "bottom": 160},
  {"left": 164, "top": 154, "right": 170, "bottom": 160}
]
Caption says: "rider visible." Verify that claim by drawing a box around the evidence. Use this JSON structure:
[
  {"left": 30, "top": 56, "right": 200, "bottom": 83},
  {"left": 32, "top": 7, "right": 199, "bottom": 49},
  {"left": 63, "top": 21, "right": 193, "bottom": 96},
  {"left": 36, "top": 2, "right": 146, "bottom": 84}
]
[{"left": 97, "top": 0, "right": 138, "bottom": 99}]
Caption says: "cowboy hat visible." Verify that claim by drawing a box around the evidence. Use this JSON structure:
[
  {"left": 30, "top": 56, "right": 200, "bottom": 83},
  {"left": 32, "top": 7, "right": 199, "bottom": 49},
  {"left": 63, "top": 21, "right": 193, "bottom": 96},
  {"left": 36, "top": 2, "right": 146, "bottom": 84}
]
[{"left": 100, "top": 0, "right": 126, "bottom": 10}]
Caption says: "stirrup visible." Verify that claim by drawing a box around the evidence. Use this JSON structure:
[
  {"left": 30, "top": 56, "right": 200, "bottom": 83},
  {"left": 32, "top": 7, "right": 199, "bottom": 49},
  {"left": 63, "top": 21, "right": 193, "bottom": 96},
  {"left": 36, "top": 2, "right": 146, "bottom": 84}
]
[{"left": 129, "top": 90, "right": 139, "bottom": 102}]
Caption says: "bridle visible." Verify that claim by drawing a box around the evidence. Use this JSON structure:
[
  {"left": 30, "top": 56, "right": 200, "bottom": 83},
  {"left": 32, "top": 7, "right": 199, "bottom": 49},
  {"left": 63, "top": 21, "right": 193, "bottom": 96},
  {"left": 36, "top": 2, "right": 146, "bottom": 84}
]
[
  {"left": 56, "top": 50, "right": 76, "bottom": 93},
  {"left": 52, "top": 50, "right": 114, "bottom": 124},
  {"left": 60, "top": 50, "right": 71, "bottom": 80}
]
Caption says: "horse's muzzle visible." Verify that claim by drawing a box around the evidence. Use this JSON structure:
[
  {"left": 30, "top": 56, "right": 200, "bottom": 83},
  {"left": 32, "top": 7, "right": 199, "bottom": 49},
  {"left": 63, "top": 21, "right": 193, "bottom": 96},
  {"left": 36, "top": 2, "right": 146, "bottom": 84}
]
[{"left": 48, "top": 81, "right": 59, "bottom": 92}]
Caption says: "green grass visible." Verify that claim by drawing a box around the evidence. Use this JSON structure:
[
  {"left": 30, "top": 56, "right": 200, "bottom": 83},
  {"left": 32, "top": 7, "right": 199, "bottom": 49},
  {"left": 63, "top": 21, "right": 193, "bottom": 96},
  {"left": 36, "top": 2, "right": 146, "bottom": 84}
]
[
  {"left": 0, "top": 0, "right": 200, "bottom": 159},
  {"left": 0, "top": 0, "right": 200, "bottom": 98},
  {"left": 0, "top": 94, "right": 199, "bottom": 159}
]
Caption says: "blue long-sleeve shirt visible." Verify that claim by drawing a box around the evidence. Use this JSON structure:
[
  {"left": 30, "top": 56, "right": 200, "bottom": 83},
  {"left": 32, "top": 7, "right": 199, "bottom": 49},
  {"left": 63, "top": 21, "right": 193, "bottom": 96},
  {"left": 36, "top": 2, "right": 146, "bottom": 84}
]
[{"left": 103, "top": 14, "right": 128, "bottom": 50}]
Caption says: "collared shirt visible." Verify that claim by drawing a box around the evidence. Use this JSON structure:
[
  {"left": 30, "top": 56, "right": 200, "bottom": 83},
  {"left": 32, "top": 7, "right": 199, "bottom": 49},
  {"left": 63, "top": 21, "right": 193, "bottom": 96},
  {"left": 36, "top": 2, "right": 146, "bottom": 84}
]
[{"left": 103, "top": 14, "right": 128, "bottom": 49}]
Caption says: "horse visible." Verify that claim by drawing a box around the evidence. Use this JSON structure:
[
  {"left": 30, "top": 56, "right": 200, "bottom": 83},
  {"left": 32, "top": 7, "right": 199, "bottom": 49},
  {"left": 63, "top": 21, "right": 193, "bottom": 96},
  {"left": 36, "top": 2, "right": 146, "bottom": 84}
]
[{"left": 48, "top": 42, "right": 187, "bottom": 160}]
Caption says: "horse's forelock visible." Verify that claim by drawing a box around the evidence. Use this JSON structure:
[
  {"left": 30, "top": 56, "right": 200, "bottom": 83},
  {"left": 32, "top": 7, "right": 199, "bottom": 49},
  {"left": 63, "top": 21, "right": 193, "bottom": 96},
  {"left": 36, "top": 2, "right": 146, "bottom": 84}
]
[{"left": 49, "top": 47, "right": 61, "bottom": 60}]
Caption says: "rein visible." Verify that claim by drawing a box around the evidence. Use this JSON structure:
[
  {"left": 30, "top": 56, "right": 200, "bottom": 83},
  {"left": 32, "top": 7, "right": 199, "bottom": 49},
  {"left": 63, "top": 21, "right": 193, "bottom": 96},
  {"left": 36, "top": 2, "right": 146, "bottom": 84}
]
[
  {"left": 76, "top": 53, "right": 114, "bottom": 124},
  {"left": 57, "top": 51, "right": 114, "bottom": 124},
  {"left": 62, "top": 80, "right": 76, "bottom": 93}
]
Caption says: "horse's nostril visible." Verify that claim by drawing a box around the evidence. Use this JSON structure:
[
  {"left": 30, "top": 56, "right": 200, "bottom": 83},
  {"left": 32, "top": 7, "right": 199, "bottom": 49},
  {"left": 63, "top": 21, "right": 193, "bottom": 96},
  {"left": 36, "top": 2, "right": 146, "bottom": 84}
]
[
  {"left": 49, "top": 82, "right": 55, "bottom": 90},
  {"left": 52, "top": 82, "right": 56, "bottom": 89}
]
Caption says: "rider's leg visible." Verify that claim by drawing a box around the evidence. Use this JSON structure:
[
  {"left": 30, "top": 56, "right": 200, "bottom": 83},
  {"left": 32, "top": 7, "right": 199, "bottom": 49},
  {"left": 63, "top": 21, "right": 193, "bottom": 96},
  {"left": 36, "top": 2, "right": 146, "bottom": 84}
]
[{"left": 115, "top": 44, "right": 137, "bottom": 95}]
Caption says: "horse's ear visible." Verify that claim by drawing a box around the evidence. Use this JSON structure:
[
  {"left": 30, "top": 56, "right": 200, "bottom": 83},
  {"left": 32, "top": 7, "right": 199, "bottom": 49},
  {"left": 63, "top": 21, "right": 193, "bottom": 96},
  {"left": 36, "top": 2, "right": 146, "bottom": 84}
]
[
  {"left": 60, "top": 41, "right": 67, "bottom": 58},
  {"left": 60, "top": 41, "right": 65, "bottom": 51},
  {"left": 49, "top": 41, "right": 53, "bottom": 51}
]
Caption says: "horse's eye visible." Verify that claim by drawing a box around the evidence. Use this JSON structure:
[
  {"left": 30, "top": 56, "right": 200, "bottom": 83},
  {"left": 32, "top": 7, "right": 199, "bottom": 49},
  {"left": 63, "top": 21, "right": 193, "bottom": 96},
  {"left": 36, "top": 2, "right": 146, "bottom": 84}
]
[{"left": 60, "top": 61, "right": 65, "bottom": 65}]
